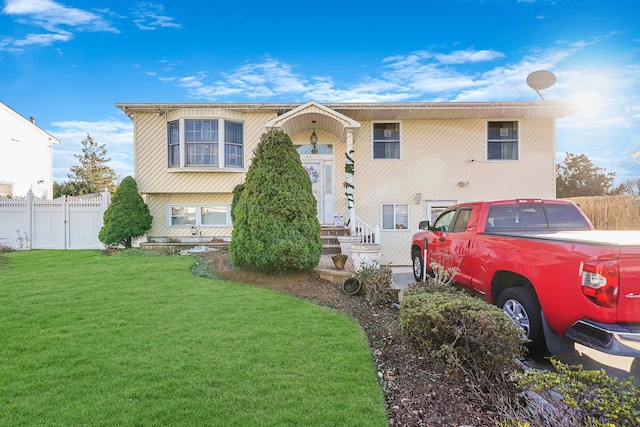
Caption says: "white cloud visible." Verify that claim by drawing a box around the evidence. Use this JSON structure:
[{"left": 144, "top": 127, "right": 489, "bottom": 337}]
[
  {"left": 3, "top": 0, "right": 117, "bottom": 33},
  {"left": 1, "top": 0, "right": 117, "bottom": 51},
  {"left": 132, "top": 2, "right": 181, "bottom": 31},
  {"left": 434, "top": 49, "right": 505, "bottom": 64},
  {"left": 159, "top": 58, "right": 311, "bottom": 100},
  {"left": 11, "top": 31, "right": 72, "bottom": 46}
]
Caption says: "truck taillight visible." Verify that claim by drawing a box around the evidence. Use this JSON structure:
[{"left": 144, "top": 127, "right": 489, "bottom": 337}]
[{"left": 581, "top": 260, "right": 619, "bottom": 308}]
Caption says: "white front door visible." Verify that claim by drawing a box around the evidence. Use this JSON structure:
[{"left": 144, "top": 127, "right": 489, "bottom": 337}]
[{"left": 302, "top": 159, "right": 334, "bottom": 224}]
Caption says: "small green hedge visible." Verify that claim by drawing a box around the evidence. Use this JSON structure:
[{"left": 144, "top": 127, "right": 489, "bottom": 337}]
[
  {"left": 401, "top": 286, "right": 524, "bottom": 386},
  {"left": 506, "top": 359, "right": 640, "bottom": 427}
]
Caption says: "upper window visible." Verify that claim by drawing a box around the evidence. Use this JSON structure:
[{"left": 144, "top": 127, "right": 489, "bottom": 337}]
[
  {"left": 373, "top": 122, "right": 400, "bottom": 159},
  {"left": 168, "top": 122, "right": 180, "bottom": 167},
  {"left": 186, "top": 120, "right": 218, "bottom": 166},
  {"left": 168, "top": 119, "right": 244, "bottom": 169},
  {"left": 381, "top": 203, "right": 409, "bottom": 230},
  {"left": 224, "top": 121, "right": 243, "bottom": 167},
  {"left": 487, "top": 121, "right": 518, "bottom": 161}
]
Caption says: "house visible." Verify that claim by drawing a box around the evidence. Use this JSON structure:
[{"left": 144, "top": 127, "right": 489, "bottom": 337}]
[
  {"left": 0, "top": 101, "right": 62, "bottom": 199},
  {"left": 116, "top": 100, "right": 578, "bottom": 265}
]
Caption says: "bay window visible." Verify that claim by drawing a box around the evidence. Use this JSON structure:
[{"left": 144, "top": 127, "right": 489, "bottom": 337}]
[
  {"left": 167, "top": 118, "right": 244, "bottom": 169},
  {"left": 186, "top": 120, "right": 218, "bottom": 166}
]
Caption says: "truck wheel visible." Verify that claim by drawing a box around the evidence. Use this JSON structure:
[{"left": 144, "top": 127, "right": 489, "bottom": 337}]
[
  {"left": 496, "top": 287, "right": 545, "bottom": 355},
  {"left": 412, "top": 251, "right": 424, "bottom": 282}
]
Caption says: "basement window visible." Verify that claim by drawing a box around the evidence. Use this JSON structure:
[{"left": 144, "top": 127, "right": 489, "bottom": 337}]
[{"left": 168, "top": 205, "right": 230, "bottom": 227}]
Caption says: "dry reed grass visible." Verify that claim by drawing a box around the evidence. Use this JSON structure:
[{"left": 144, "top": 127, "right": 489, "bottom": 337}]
[{"left": 565, "top": 195, "right": 640, "bottom": 230}]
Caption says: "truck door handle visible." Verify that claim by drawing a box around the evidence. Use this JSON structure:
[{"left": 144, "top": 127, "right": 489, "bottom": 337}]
[{"left": 438, "top": 237, "right": 445, "bottom": 242}]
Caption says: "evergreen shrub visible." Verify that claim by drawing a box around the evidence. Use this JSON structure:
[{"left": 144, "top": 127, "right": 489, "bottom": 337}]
[
  {"left": 229, "top": 129, "right": 322, "bottom": 272},
  {"left": 98, "top": 176, "right": 152, "bottom": 248}
]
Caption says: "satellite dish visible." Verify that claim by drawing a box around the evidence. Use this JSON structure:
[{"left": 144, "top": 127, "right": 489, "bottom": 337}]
[{"left": 526, "top": 70, "right": 556, "bottom": 101}]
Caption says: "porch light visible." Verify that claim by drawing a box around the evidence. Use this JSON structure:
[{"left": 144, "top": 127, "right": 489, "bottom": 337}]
[
  {"left": 190, "top": 226, "right": 197, "bottom": 236},
  {"left": 310, "top": 120, "right": 318, "bottom": 154}
]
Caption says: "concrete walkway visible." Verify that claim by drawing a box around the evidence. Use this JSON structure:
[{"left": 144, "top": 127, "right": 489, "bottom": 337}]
[{"left": 315, "top": 254, "right": 415, "bottom": 289}]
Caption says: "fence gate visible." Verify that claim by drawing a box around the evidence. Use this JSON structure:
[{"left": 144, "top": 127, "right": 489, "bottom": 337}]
[{"left": 0, "top": 190, "right": 110, "bottom": 250}]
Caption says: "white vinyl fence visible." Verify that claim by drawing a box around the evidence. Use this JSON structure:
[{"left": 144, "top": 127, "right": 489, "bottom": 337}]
[{"left": 0, "top": 190, "right": 110, "bottom": 250}]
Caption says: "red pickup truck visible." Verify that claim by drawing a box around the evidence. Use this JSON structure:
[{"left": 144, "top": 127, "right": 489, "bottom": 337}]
[{"left": 410, "top": 198, "right": 640, "bottom": 357}]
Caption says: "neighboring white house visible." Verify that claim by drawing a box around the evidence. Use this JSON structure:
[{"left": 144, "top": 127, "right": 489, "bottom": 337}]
[{"left": 0, "top": 101, "right": 61, "bottom": 199}]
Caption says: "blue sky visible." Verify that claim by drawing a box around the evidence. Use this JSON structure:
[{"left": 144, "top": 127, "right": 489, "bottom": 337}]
[{"left": 1, "top": 0, "right": 639, "bottom": 187}]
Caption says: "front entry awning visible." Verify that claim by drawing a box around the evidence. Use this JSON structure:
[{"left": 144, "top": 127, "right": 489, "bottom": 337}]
[{"left": 264, "top": 100, "right": 361, "bottom": 141}]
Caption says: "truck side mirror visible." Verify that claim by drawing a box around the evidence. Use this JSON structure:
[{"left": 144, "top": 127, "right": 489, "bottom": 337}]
[{"left": 418, "top": 220, "right": 430, "bottom": 230}]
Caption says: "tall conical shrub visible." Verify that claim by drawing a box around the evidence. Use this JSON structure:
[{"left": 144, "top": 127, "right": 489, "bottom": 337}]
[
  {"left": 98, "top": 176, "right": 152, "bottom": 248},
  {"left": 230, "top": 129, "right": 322, "bottom": 272}
]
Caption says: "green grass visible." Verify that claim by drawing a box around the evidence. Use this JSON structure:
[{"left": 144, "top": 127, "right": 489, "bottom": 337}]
[{"left": 0, "top": 250, "right": 386, "bottom": 426}]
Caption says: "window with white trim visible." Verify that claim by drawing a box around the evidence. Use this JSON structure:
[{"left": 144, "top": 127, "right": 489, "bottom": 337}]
[
  {"left": 487, "top": 121, "right": 518, "bottom": 160},
  {"left": 224, "top": 121, "right": 243, "bottom": 166},
  {"left": 168, "top": 121, "right": 180, "bottom": 167},
  {"left": 186, "top": 119, "right": 218, "bottom": 166},
  {"left": 167, "top": 119, "right": 244, "bottom": 169},
  {"left": 169, "top": 205, "right": 230, "bottom": 227},
  {"left": 381, "top": 203, "right": 409, "bottom": 230},
  {"left": 373, "top": 122, "right": 401, "bottom": 159}
]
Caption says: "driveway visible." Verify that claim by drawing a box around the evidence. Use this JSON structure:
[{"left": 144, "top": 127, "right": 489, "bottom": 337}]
[{"left": 539, "top": 344, "right": 640, "bottom": 386}]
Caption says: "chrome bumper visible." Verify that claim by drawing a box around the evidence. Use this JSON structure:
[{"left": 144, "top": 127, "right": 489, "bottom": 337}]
[{"left": 564, "top": 320, "right": 640, "bottom": 358}]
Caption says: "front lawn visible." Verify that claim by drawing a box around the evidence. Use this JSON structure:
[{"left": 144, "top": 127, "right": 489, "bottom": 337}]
[{"left": 0, "top": 250, "right": 386, "bottom": 426}]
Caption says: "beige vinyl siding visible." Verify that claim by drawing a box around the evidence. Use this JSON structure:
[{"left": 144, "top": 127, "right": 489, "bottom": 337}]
[
  {"left": 146, "top": 193, "right": 234, "bottom": 241},
  {"left": 351, "top": 118, "right": 556, "bottom": 265},
  {"left": 129, "top": 102, "right": 558, "bottom": 266}
]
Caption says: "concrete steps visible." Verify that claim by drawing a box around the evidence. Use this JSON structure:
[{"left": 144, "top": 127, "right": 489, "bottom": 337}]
[{"left": 320, "top": 226, "right": 350, "bottom": 255}]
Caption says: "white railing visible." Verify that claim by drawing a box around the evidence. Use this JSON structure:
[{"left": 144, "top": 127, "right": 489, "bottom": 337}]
[{"left": 352, "top": 215, "right": 380, "bottom": 244}]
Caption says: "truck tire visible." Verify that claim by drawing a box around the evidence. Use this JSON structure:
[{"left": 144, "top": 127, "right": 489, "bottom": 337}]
[
  {"left": 496, "top": 287, "right": 546, "bottom": 355},
  {"left": 412, "top": 251, "right": 423, "bottom": 282}
]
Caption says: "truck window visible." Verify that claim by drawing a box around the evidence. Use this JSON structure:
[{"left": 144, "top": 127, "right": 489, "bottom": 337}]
[
  {"left": 544, "top": 204, "right": 591, "bottom": 230},
  {"left": 486, "top": 206, "right": 518, "bottom": 229},
  {"left": 517, "top": 208, "right": 547, "bottom": 229},
  {"left": 433, "top": 209, "right": 456, "bottom": 232},
  {"left": 486, "top": 203, "right": 591, "bottom": 231},
  {"left": 452, "top": 208, "right": 472, "bottom": 232},
  {"left": 486, "top": 205, "right": 547, "bottom": 229}
]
